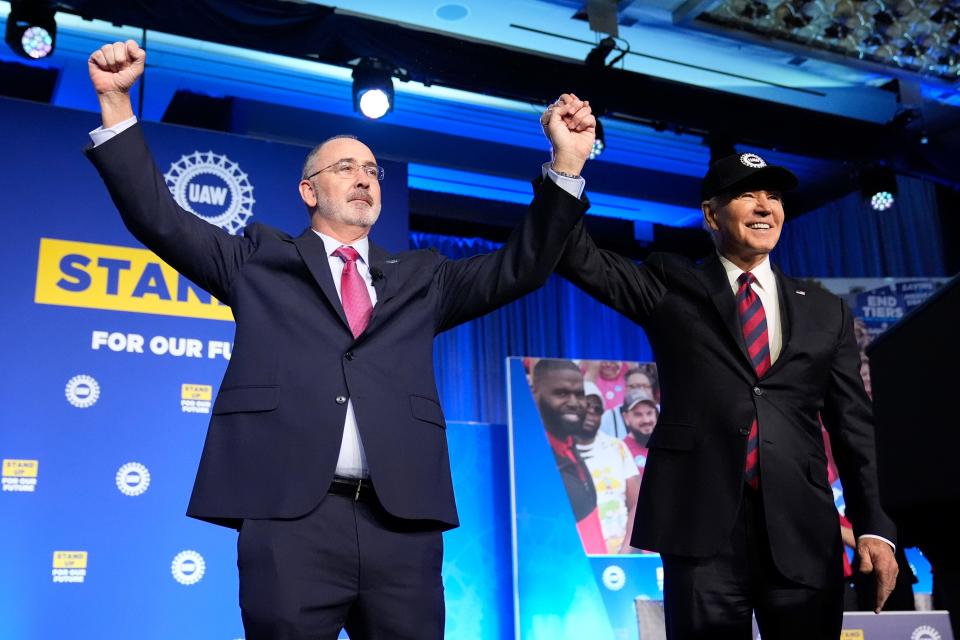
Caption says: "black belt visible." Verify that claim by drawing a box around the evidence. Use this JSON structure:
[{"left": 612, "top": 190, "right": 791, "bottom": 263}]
[{"left": 328, "top": 476, "right": 375, "bottom": 502}]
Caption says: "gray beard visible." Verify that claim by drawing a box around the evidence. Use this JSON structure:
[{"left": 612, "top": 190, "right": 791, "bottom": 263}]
[{"left": 316, "top": 193, "right": 381, "bottom": 228}]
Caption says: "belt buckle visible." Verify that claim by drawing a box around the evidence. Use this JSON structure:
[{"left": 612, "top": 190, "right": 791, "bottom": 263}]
[{"left": 353, "top": 478, "right": 363, "bottom": 502}]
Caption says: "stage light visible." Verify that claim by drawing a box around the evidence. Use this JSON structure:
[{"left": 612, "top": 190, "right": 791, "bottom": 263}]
[
  {"left": 585, "top": 37, "right": 617, "bottom": 69},
  {"left": 5, "top": 4, "right": 57, "bottom": 60},
  {"left": 590, "top": 118, "right": 605, "bottom": 160},
  {"left": 860, "top": 166, "right": 897, "bottom": 212},
  {"left": 352, "top": 58, "right": 394, "bottom": 120},
  {"left": 870, "top": 191, "right": 895, "bottom": 211}
]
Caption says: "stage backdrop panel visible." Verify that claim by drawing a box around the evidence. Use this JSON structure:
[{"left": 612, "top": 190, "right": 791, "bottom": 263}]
[{"left": 0, "top": 98, "right": 511, "bottom": 640}]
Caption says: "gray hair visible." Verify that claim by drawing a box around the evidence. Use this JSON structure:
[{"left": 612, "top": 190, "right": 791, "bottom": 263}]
[{"left": 301, "top": 134, "right": 360, "bottom": 179}]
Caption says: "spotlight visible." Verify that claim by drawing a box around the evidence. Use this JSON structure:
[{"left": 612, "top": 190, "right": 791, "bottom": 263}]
[
  {"left": 860, "top": 166, "right": 897, "bottom": 212},
  {"left": 352, "top": 58, "right": 394, "bottom": 120},
  {"left": 5, "top": 3, "right": 56, "bottom": 60},
  {"left": 589, "top": 118, "right": 605, "bottom": 160}
]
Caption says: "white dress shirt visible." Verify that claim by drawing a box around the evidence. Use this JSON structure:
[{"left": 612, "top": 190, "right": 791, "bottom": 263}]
[
  {"left": 313, "top": 232, "right": 376, "bottom": 479},
  {"left": 718, "top": 254, "right": 783, "bottom": 364}
]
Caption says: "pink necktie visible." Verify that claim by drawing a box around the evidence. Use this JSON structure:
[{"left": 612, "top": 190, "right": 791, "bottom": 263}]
[
  {"left": 737, "top": 272, "right": 771, "bottom": 490},
  {"left": 333, "top": 246, "right": 373, "bottom": 338}
]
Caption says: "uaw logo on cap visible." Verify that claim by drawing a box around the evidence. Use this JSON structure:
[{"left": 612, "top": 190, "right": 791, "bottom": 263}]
[
  {"left": 164, "top": 151, "right": 255, "bottom": 235},
  {"left": 65, "top": 374, "right": 100, "bottom": 408},
  {"left": 115, "top": 462, "right": 150, "bottom": 497},
  {"left": 912, "top": 625, "right": 943, "bottom": 640},
  {"left": 3, "top": 458, "right": 38, "bottom": 493},
  {"left": 740, "top": 153, "right": 767, "bottom": 168},
  {"left": 52, "top": 550, "right": 88, "bottom": 583},
  {"left": 171, "top": 550, "right": 206, "bottom": 585}
]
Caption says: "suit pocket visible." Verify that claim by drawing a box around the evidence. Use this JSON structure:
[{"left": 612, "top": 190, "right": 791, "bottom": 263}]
[
  {"left": 212, "top": 386, "right": 280, "bottom": 414},
  {"left": 806, "top": 458, "right": 832, "bottom": 491},
  {"left": 647, "top": 423, "right": 696, "bottom": 451},
  {"left": 410, "top": 394, "right": 446, "bottom": 429}
]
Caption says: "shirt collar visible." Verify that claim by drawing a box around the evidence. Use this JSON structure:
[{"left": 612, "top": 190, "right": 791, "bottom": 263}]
[
  {"left": 313, "top": 229, "right": 370, "bottom": 265},
  {"left": 718, "top": 253, "right": 775, "bottom": 293}
]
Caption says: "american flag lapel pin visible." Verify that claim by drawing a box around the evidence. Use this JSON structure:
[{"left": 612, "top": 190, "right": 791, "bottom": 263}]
[{"left": 795, "top": 289, "right": 806, "bottom": 296}]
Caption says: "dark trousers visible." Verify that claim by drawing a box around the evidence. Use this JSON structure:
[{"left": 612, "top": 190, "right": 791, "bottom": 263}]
[
  {"left": 661, "top": 488, "right": 843, "bottom": 640},
  {"left": 238, "top": 490, "right": 444, "bottom": 640}
]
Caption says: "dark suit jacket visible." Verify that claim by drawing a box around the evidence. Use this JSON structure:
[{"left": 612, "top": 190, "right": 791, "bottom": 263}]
[
  {"left": 558, "top": 224, "right": 896, "bottom": 588},
  {"left": 87, "top": 124, "right": 587, "bottom": 531}
]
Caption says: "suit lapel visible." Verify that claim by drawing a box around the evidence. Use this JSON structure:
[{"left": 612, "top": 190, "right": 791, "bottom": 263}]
[
  {"left": 293, "top": 228, "right": 350, "bottom": 331},
  {"left": 764, "top": 266, "right": 797, "bottom": 378},
  {"left": 364, "top": 241, "right": 399, "bottom": 334},
  {"left": 696, "top": 254, "right": 753, "bottom": 370}
]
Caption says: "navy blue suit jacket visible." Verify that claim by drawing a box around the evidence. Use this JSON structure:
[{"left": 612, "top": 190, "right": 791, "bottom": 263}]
[{"left": 87, "top": 124, "right": 587, "bottom": 530}]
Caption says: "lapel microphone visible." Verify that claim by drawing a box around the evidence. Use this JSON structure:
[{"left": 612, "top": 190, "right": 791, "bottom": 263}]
[{"left": 370, "top": 267, "right": 384, "bottom": 282}]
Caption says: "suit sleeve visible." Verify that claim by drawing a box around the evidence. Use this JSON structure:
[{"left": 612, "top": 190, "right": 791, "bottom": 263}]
[
  {"left": 433, "top": 177, "right": 588, "bottom": 333},
  {"left": 85, "top": 123, "right": 254, "bottom": 304},
  {"left": 820, "top": 299, "right": 897, "bottom": 544},
  {"left": 556, "top": 216, "right": 668, "bottom": 325}
]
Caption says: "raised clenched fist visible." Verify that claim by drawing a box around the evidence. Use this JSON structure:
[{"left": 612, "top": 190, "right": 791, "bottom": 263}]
[
  {"left": 88, "top": 40, "right": 145, "bottom": 96},
  {"left": 540, "top": 93, "right": 596, "bottom": 176}
]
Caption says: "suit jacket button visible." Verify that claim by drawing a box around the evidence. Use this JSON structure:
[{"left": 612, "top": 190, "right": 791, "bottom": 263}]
[
  {"left": 345, "top": 352, "right": 355, "bottom": 361},
  {"left": 335, "top": 396, "right": 347, "bottom": 405},
  {"left": 753, "top": 386, "right": 763, "bottom": 396},
  {"left": 739, "top": 427, "right": 750, "bottom": 436}
]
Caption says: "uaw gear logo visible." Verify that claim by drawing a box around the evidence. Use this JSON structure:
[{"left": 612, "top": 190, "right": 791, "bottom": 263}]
[
  {"left": 164, "top": 151, "right": 255, "bottom": 235},
  {"left": 740, "top": 152, "right": 767, "bottom": 168},
  {"left": 912, "top": 625, "right": 943, "bottom": 640},
  {"left": 115, "top": 462, "right": 150, "bottom": 497},
  {"left": 65, "top": 374, "right": 100, "bottom": 408},
  {"left": 601, "top": 564, "right": 626, "bottom": 591},
  {"left": 171, "top": 550, "right": 206, "bottom": 585}
]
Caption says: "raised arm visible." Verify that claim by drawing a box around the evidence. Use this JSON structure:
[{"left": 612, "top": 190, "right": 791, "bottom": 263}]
[
  {"left": 86, "top": 41, "right": 253, "bottom": 303},
  {"left": 434, "top": 94, "right": 594, "bottom": 332},
  {"left": 556, "top": 217, "right": 669, "bottom": 325}
]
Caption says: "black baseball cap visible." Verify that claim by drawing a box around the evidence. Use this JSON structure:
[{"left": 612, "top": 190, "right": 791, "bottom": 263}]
[{"left": 701, "top": 152, "right": 798, "bottom": 201}]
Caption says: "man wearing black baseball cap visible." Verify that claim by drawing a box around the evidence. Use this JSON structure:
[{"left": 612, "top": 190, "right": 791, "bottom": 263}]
[{"left": 546, "top": 146, "right": 898, "bottom": 639}]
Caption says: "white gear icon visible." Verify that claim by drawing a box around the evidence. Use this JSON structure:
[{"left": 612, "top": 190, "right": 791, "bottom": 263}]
[
  {"left": 115, "top": 462, "right": 151, "bottom": 497},
  {"left": 164, "top": 151, "right": 255, "bottom": 235},
  {"left": 65, "top": 374, "right": 100, "bottom": 408},
  {"left": 740, "top": 153, "right": 767, "bottom": 168},
  {"left": 171, "top": 550, "right": 206, "bottom": 585},
  {"left": 912, "top": 625, "right": 943, "bottom": 640}
]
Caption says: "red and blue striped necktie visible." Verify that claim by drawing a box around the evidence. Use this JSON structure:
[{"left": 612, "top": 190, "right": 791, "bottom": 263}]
[{"left": 737, "top": 271, "right": 771, "bottom": 490}]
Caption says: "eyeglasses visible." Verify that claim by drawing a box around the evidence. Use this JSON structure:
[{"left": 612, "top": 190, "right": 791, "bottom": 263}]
[
  {"left": 585, "top": 405, "right": 604, "bottom": 415},
  {"left": 306, "top": 159, "right": 384, "bottom": 181}
]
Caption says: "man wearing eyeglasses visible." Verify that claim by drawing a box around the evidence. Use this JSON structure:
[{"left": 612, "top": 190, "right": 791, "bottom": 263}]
[{"left": 86, "top": 40, "right": 595, "bottom": 639}]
